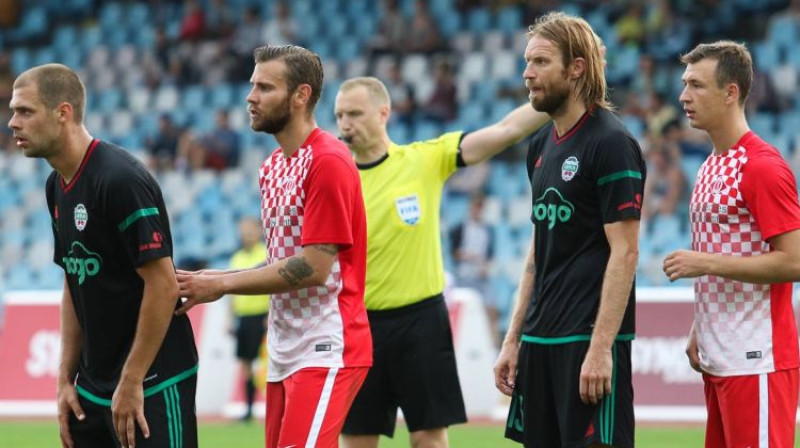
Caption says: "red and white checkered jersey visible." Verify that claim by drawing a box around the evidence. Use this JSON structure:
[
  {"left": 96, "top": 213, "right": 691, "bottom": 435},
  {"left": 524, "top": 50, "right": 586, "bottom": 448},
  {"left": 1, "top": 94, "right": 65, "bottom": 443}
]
[
  {"left": 259, "top": 128, "right": 371, "bottom": 381},
  {"left": 691, "top": 131, "right": 800, "bottom": 376}
]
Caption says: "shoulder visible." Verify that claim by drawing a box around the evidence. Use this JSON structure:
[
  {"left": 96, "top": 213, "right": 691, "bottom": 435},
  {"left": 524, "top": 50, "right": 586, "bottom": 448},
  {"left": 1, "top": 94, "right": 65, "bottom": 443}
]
[
  {"left": 402, "top": 131, "right": 464, "bottom": 153},
  {"left": 94, "top": 142, "right": 159, "bottom": 191}
]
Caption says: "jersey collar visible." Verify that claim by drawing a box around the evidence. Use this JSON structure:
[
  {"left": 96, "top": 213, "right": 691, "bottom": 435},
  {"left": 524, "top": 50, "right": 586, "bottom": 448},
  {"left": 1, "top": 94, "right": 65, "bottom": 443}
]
[{"left": 60, "top": 138, "right": 100, "bottom": 193}]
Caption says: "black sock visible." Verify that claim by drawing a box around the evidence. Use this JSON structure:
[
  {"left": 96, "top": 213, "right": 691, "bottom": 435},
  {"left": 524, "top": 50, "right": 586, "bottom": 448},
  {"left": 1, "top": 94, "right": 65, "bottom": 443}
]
[{"left": 245, "top": 374, "right": 256, "bottom": 416}]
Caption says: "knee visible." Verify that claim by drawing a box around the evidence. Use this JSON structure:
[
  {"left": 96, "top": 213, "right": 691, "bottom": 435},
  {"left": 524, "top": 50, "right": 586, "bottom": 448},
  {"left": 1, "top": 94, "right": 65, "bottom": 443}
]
[{"left": 409, "top": 428, "right": 448, "bottom": 448}]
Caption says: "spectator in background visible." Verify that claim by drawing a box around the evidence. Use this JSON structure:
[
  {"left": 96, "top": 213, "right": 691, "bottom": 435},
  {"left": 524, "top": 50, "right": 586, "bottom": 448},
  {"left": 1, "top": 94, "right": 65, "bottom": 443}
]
[
  {"left": 228, "top": 217, "right": 269, "bottom": 422},
  {"left": 645, "top": 90, "right": 678, "bottom": 140},
  {"left": 205, "top": 0, "right": 235, "bottom": 39},
  {"left": 262, "top": 1, "right": 299, "bottom": 46},
  {"left": 367, "top": 0, "right": 407, "bottom": 58},
  {"left": 178, "top": 0, "right": 206, "bottom": 41},
  {"left": 642, "top": 143, "right": 685, "bottom": 231},
  {"left": 407, "top": 0, "right": 445, "bottom": 54},
  {"left": 419, "top": 60, "right": 458, "bottom": 123},
  {"left": 145, "top": 114, "right": 183, "bottom": 171},
  {"left": 615, "top": 3, "right": 646, "bottom": 47},
  {"left": 230, "top": 6, "right": 265, "bottom": 80},
  {"left": 383, "top": 61, "right": 416, "bottom": 128},
  {"left": 449, "top": 193, "right": 499, "bottom": 346},
  {"left": 204, "top": 109, "right": 241, "bottom": 170}
]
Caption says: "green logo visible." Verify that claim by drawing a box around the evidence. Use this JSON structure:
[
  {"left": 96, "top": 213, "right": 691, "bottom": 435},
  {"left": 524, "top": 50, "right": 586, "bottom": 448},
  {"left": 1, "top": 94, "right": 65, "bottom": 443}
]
[
  {"left": 62, "top": 242, "right": 102, "bottom": 285},
  {"left": 532, "top": 187, "right": 575, "bottom": 230}
]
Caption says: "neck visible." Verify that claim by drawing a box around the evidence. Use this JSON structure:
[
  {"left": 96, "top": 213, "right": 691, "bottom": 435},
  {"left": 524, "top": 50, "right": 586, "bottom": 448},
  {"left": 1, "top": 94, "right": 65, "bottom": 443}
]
[
  {"left": 353, "top": 132, "right": 391, "bottom": 165},
  {"left": 274, "top": 115, "right": 318, "bottom": 157},
  {"left": 48, "top": 125, "right": 94, "bottom": 183},
  {"left": 551, "top": 98, "right": 588, "bottom": 138},
  {"left": 707, "top": 111, "right": 750, "bottom": 155}
]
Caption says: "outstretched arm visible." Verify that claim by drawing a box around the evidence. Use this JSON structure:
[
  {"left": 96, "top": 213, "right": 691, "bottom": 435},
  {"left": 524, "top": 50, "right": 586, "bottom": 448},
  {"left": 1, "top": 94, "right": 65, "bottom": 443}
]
[
  {"left": 176, "top": 244, "right": 338, "bottom": 314},
  {"left": 459, "top": 104, "right": 550, "bottom": 165}
]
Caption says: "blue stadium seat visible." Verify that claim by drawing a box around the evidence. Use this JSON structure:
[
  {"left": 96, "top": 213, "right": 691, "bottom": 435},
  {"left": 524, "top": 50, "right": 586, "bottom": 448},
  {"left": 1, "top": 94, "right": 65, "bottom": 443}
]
[
  {"left": 496, "top": 6, "right": 522, "bottom": 31},
  {"left": 749, "top": 112, "right": 775, "bottom": 137},
  {"left": 753, "top": 42, "right": 781, "bottom": 71},
  {"left": 11, "top": 48, "right": 31, "bottom": 74},
  {"left": 182, "top": 85, "right": 208, "bottom": 110},
  {"left": 99, "top": 3, "right": 124, "bottom": 32},
  {"left": 6, "top": 264, "right": 35, "bottom": 290},
  {"left": 467, "top": 8, "right": 492, "bottom": 34},
  {"left": 492, "top": 223, "right": 515, "bottom": 261},
  {"left": 437, "top": 11, "right": 461, "bottom": 39}
]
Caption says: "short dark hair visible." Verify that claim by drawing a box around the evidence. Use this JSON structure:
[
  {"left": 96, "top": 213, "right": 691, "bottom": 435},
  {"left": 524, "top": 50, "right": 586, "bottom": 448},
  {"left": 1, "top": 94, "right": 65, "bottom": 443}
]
[
  {"left": 253, "top": 45, "right": 323, "bottom": 112},
  {"left": 681, "top": 41, "right": 753, "bottom": 106},
  {"left": 13, "top": 63, "right": 86, "bottom": 122}
]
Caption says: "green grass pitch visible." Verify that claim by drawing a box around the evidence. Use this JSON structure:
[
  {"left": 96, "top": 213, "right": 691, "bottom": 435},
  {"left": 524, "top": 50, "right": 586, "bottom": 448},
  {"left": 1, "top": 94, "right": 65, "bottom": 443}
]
[{"left": 0, "top": 420, "right": 726, "bottom": 447}]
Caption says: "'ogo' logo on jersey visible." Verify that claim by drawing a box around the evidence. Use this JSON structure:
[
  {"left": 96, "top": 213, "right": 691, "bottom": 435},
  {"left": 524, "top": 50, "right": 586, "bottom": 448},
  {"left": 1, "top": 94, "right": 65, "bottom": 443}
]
[
  {"left": 62, "top": 241, "right": 103, "bottom": 285},
  {"left": 532, "top": 188, "right": 575, "bottom": 230}
]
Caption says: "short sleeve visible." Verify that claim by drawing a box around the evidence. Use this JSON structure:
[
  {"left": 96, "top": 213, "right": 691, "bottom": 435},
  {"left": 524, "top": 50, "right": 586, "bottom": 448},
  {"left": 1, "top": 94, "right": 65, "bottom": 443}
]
[
  {"left": 45, "top": 173, "right": 64, "bottom": 265},
  {"left": 594, "top": 134, "right": 646, "bottom": 223},
  {"left": 418, "top": 131, "right": 462, "bottom": 181},
  {"left": 103, "top": 168, "right": 172, "bottom": 267},
  {"left": 740, "top": 155, "right": 800, "bottom": 241},
  {"left": 301, "top": 154, "right": 359, "bottom": 248}
]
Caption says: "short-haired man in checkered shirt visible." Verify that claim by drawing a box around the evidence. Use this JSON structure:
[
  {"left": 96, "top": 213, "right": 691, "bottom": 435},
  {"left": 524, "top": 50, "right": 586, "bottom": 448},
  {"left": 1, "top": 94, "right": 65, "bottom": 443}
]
[{"left": 664, "top": 41, "right": 800, "bottom": 448}]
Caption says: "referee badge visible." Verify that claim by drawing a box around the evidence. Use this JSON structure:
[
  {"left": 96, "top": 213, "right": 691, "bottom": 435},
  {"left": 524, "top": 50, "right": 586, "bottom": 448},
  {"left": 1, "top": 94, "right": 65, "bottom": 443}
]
[
  {"left": 395, "top": 194, "right": 421, "bottom": 225},
  {"left": 561, "top": 156, "right": 579, "bottom": 182},
  {"left": 74, "top": 204, "right": 88, "bottom": 231}
]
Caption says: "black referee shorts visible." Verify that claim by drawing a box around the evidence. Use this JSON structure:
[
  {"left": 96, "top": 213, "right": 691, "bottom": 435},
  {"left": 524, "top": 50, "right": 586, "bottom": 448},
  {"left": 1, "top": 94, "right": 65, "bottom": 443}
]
[
  {"left": 342, "top": 294, "right": 467, "bottom": 437},
  {"left": 69, "top": 374, "right": 197, "bottom": 448},
  {"left": 235, "top": 312, "right": 268, "bottom": 361},
  {"left": 505, "top": 339, "right": 634, "bottom": 448}
]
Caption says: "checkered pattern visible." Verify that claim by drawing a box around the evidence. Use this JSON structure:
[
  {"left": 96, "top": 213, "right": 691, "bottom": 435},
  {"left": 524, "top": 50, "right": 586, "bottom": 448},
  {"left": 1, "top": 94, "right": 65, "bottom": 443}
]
[
  {"left": 691, "top": 146, "right": 774, "bottom": 376},
  {"left": 259, "top": 146, "right": 345, "bottom": 381}
]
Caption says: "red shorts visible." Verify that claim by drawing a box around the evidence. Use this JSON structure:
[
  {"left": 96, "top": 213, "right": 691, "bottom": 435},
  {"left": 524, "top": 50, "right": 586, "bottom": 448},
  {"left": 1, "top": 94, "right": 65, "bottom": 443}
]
[
  {"left": 266, "top": 367, "right": 369, "bottom": 448},
  {"left": 704, "top": 369, "right": 799, "bottom": 448}
]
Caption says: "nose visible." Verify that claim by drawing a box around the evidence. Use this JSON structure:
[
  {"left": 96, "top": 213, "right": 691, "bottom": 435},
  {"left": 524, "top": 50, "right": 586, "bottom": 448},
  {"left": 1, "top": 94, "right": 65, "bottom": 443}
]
[
  {"left": 679, "top": 87, "right": 690, "bottom": 104},
  {"left": 245, "top": 87, "right": 257, "bottom": 105},
  {"left": 8, "top": 113, "right": 19, "bottom": 131}
]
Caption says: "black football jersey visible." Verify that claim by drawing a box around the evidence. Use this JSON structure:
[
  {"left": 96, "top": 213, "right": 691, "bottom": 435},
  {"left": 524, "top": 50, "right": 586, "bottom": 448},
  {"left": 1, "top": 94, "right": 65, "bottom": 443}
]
[
  {"left": 46, "top": 140, "right": 197, "bottom": 400},
  {"left": 523, "top": 108, "right": 646, "bottom": 340}
]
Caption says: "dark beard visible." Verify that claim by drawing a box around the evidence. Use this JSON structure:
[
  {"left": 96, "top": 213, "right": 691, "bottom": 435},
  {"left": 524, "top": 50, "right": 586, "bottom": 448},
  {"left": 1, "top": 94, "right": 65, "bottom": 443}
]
[
  {"left": 531, "top": 79, "right": 570, "bottom": 115},
  {"left": 252, "top": 96, "right": 292, "bottom": 134}
]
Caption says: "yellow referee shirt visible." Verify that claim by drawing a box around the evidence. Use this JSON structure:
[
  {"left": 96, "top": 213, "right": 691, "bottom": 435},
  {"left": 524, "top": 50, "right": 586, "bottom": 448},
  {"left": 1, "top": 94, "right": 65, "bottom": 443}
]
[
  {"left": 358, "top": 131, "right": 462, "bottom": 310},
  {"left": 229, "top": 244, "right": 270, "bottom": 316}
]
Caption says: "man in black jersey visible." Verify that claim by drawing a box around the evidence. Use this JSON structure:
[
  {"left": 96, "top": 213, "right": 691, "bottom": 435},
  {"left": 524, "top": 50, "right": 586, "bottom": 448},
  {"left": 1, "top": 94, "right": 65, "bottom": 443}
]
[
  {"left": 493, "top": 13, "right": 645, "bottom": 448},
  {"left": 9, "top": 64, "right": 198, "bottom": 448}
]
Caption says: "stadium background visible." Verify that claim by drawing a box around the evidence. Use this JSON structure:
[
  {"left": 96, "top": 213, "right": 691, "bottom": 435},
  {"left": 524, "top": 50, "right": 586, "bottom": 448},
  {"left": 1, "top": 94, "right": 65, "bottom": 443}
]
[{"left": 1, "top": 0, "right": 800, "bottom": 446}]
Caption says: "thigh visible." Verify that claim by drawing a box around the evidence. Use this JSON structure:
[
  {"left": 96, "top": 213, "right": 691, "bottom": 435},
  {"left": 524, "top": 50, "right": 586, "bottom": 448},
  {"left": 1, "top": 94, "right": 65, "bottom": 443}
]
[
  {"left": 703, "top": 374, "right": 727, "bottom": 448},
  {"left": 504, "top": 342, "right": 560, "bottom": 448},
  {"left": 553, "top": 341, "right": 634, "bottom": 448},
  {"left": 266, "top": 380, "right": 287, "bottom": 448},
  {"left": 712, "top": 369, "right": 799, "bottom": 448},
  {"left": 140, "top": 375, "right": 198, "bottom": 448},
  {"left": 394, "top": 300, "right": 467, "bottom": 432},
  {"left": 278, "top": 367, "right": 368, "bottom": 448},
  {"left": 69, "top": 395, "right": 118, "bottom": 447},
  {"left": 342, "top": 318, "right": 398, "bottom": 437}
]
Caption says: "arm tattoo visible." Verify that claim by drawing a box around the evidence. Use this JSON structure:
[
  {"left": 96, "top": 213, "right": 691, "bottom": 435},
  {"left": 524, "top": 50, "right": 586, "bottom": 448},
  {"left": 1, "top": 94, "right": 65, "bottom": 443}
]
[
  {"left": 526, "top": 261, "right": 536, "bottom": 275},
  {"left": 278, "top": 257, "right": 314, "bottom": 286},
  {"left": 313, "top": 244, "right": 339, "bottom": 256}
]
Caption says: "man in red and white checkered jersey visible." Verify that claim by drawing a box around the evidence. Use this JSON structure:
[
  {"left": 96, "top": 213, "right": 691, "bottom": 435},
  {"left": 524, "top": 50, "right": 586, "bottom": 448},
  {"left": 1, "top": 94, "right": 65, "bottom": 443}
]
[
  {"left": 664, "top": 41, "right": 800, "bottom": 448},
  {"left": 175, "top": 45, "right": 371, "bottom": 448}
]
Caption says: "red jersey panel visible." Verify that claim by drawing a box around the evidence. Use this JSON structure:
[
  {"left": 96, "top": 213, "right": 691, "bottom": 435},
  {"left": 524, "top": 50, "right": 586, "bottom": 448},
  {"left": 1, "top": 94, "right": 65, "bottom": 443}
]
[
  {"left": 259, "top": 128, "right": 371, "bottom": 381},
  {"left": 690, "top": 131, "right": 800, "bottom": 376}
]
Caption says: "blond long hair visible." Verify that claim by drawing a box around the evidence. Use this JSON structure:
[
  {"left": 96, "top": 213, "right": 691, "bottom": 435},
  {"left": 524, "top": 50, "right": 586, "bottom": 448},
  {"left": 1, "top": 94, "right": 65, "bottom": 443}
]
[{"left": 528, "top": 12, "right": 610, "bottom": 110}]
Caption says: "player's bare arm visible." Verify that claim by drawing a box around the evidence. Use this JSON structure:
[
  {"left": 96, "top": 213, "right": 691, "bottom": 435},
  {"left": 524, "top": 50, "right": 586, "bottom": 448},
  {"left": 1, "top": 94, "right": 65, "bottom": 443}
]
[
  {"left": 57, "top": 279, "right": 84, "bottom": 448},
  {"left": 663, "top": 229, "right": 800, "bottom": 283},
  {"left": 113, "top": 256, "right": 180, "bottom": 448},
  {"left": 494, "top": 233, "right": 535, "bottom": 397},
  {"left": 581, "top": 219, "right": 639, "bottom": 405},
  {"left": 459, "top": 106, "right": 551, "bottom": 166},
  {"left": 685, "top": 320, "right": 702, "bottom": 373},
  {"left": 176, "top": 244, "right": 339, "bottom": 314}
]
